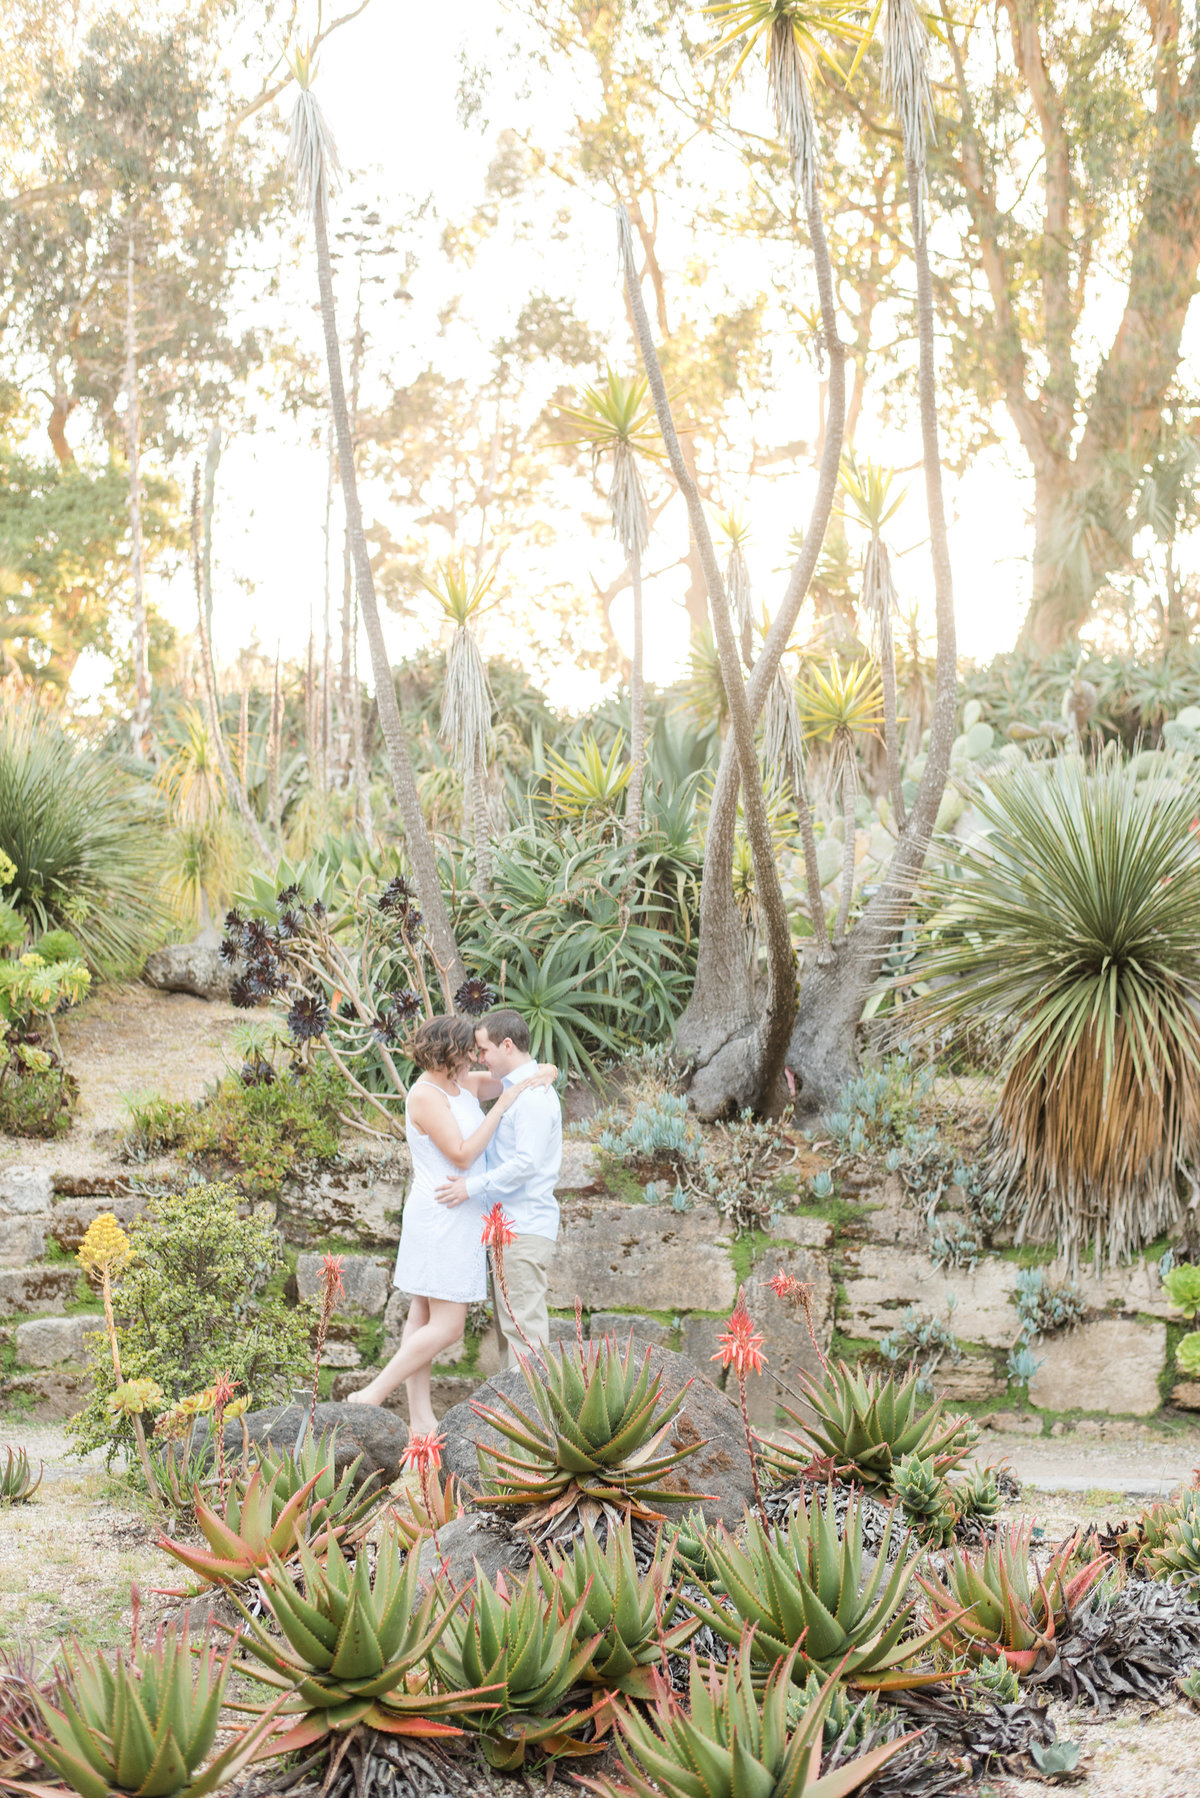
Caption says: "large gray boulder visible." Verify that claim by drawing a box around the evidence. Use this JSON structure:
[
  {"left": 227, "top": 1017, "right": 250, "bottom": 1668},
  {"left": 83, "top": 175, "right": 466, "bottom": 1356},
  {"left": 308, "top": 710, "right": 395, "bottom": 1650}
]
[
  {"left": 200, "top": 1399, "right": 409, "bottom": 1487},
  {"left": 438, "top": 1339, "right": 756, "bottom": 1529},
  {"left": 143, "top": 941, "right": 233, "bottom": 1001}
]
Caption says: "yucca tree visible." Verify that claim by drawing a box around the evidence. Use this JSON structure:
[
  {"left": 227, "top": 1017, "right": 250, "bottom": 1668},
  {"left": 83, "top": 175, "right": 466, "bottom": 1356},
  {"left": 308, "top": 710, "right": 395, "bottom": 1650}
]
[
  {"left": 715, "top": 509, "right": 755, "bottom": 665},
  {"left": 839, "top": 459, "right": 906, "bottom": 823},
  {"left": 797, "top": 660, "right": 884, "bottom": 940},
  {"left": 286, "top": 47, "right": 464, "bottom": 991},
  {"left": 560, "top": 371, "right": 662, "bottom": 839},
  {"left": 419, "top": 558, "right": 497, "bottom": 893},
  {"left": 761, "top": 639, "right": 830, "bottom": 961},
  {"left": 911, "top": 752, "right": 1200, "bottom": 1265}
]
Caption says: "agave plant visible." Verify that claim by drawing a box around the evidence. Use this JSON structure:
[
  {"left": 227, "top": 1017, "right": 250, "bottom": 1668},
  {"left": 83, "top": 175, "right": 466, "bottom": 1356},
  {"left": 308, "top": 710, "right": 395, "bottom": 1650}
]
[
  {"left": 231, "top": 1520, "right": 494, "bottom": 1751},
  {"left": 536, "top": 1519, "right": 699, "bottom": 1698},
  {"left": 7, "top": 1624, "right": 278, "bottom": 1798},
  {"left": 587, "top": 1630, "right": 915, "bottom": 1798},
  {"left": 1144, "top": 1486, "right": 1200, "bottom": 1583},
  {"left": 909, "top": 752, "right": 1200, "bottom": 1264},
  {"left": 686, "top": 1490, "right": 944, "bottom": 1688},
  {"left": 431, "top": 1563, "right": 605, "bottom": 1770},
  {"left": 765, "top": 1361, "right": 976, "bottom": 1491},
  {"left": 473, "top": 1336, "right": 704, "bottom": 1541},
  {"left": 251, "top": 1430, "right": 386, "bottom": 1544},
  {"left": 156, "top": 1464, "right": 324, "bottom": 1587},
  {"left": 893, "top": 1453, "right": 957, "bottom": 1548},
  {"left": 0, "top": 1448, "right": 42, "bottom": 1506},
  {"left": 917, "top": 1524, "right": 1109, "bottom": 1672}
]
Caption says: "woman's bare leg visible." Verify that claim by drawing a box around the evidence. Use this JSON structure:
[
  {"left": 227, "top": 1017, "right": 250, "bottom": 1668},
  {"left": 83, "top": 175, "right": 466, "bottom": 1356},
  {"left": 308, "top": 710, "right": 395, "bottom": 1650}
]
[
  {"left": 400, "top": 1298, "right": 437, "bottom": 1434},
  {"left": 348, "top": 1297, "right": 466, "bottom": 1410}
]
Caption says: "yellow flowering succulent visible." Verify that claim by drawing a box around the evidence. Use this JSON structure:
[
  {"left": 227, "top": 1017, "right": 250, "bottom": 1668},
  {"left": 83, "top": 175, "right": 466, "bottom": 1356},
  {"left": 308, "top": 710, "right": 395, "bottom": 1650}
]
[
  {"left": 77, "top": 1213, "right": 132, "bottom": 1279},
  {"left": 224, "top": 1394, "right": 251, "bottom": 1420},
  {"left": 107, "top": 1378, "right": 165, "bottom": 1419}
]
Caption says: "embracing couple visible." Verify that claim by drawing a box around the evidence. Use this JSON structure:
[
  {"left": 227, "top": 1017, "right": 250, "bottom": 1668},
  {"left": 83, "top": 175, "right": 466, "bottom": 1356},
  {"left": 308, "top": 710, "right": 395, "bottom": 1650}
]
[{"left": 349, "top": 1007, "right": 562, "bottom": 1431}]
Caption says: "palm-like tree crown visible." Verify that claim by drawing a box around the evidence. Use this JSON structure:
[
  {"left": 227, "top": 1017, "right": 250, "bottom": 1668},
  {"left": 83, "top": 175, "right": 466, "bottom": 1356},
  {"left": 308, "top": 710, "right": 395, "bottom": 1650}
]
[
  {"left": 715, "top": 507, "right": 755, "bottom": 638},
  {"left": 286, "top": 43, "right": 342, "bottom": 221},
  {"left": 560, "top": 369, "right": 661, "bottom": 559},
  {"left": 839, "top": 457, "right": 906, "bottom": 539},
  {"left": 419, "top": 559, "right": 496, "bottom": 775}
]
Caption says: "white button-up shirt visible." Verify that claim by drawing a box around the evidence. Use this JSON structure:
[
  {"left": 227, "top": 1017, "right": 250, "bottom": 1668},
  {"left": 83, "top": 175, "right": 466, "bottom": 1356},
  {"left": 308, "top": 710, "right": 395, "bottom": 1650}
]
[{"left": 464, "top": 1059, "right": 563, "bottom": 1241}]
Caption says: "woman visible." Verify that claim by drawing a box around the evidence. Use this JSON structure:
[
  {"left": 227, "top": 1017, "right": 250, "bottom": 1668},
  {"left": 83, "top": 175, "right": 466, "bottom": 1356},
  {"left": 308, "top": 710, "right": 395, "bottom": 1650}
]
[{"left": 348, "top": 1014, "right": 555, "bottom": 1424}]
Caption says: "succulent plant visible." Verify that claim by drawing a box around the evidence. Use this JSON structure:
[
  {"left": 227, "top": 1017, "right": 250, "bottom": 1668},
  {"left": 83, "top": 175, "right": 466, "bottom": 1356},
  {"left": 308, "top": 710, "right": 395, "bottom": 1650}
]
[
  {"left": 685, "top": 1490, "right": 943, "bottom": 1688},
  {"left": 231, "top": 1519, "right": 495, "bottom": 1751},
  {"left": 432, "top": 1562, "right": 605, "bottom": 1769},
  {"left": 473, "top": 1336, "right": 703, "bottom": 1538},
  {"left": 954, "top": 1464, "right": 1004, "bottom": 1523},
  {"left": 765, "top": 1363, "right": 976, "bottom": 1491},
  {"left": 0, "top": 1447, "right": 42, "bottom": 1506},
  {"left": 389, "top": 1465, "right": 467, "bottom": 1550},
  {"left": 250, "top": 1430, "right": 385, "bottom": 1543},
  {"left": 1145, "top": 1486, "right": 1200, "bottom": 1582},
  {"left": 917, "top": 1523, "right": 1109, "bottom": 1673},
  {"left": 1164, "top": 1262, "right": 1200, "bottom": 1320},
  {"left": 893, "top": 1454, "right": 957, "bottom": 1547},
  {"left": 536, "top": 1519, "right": 698, "bottom": 1697},
  {"left": 788, "top": 1673, "right": 882, "bottom": 1754},
  {"left": 588, "top": 1633, "right": 915, "bottom": 1798},
  {"left": 1179, "top": 1665, "right": 1200, "bottom": 1707},
  {"left": 11, "top": 1624, "right": 277, "bottom": 1798},
  {"left": 0, "top": 1647, "right": 44, "bottom": 1782},
  {"left": 1176, "top": 1332, "right": 1200, "bottom": 1378},
  {"left": 156, "top": 1463, "right": 325, "bottom": 1587}
]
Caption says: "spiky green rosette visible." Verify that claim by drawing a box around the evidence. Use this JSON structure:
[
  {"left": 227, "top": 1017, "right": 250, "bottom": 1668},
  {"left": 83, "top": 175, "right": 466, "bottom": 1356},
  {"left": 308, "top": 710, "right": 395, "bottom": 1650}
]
[
  {"left": 917, "top": 1523, "right": 1109, "bottom": 1672},
  {"left": 15, "top": 1625, "right": 276, "bottom": 1798},
  {"left": 432, "top": 1562, "right": 606, "bottom": 1770},
  {"left": 954, "top": 1464, "right": 1003, "bottom": 1523},
  {"left": 587, "top": 1631, "right": 916, "bottom": 1798},
  {"left": 536, "top": 1518, "right": 699, "bottom": 1697},
  {"left": 230, "top": 1519, "right": 497, "bottom": 1751},
  {"left": 250, "top": 1429, "right": 386, "bottom": 1542},
  {"left": 1146, "top": 1487, "right": 1200, "bottom": 1582},
  {"left": 894, "top": 1453, "right": 957, "bottom": 1547},
  {"left": 0, "top": 1447, "right": 41, "bottom": 1506},
  {"left": 473, "top": 1336, "right": 704, "bottom": 1538},
  {"left": 685, "top": 1489, "right": 944, "bottom": 1688},
  {"left": 157, "top": 1465, "right": 325, "bottom": 1587},
  {"left": 764, "top": 1362, "right": 976, "bottom": 1491}
]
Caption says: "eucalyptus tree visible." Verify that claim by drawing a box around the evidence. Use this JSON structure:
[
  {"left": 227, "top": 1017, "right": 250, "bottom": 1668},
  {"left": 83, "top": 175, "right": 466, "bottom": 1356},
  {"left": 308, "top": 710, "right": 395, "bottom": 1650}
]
[
  {"left": 644, "top": 0, "right": 959, "bottom": 1115},
  {"left": 560, "top": 370, "right": 662, "bottom": 838},
  {"left": 287, "top": 48, "right": 464, "bottom": 991},
  {"left": 419, "top": 559, "right": 497, "bottom": 893}
]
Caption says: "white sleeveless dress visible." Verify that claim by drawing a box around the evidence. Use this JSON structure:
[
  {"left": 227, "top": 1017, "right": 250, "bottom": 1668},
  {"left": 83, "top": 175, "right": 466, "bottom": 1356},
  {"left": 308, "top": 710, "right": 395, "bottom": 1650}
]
[{"left": 394, "top": 1077, "right": 488, "bottom": 1303}]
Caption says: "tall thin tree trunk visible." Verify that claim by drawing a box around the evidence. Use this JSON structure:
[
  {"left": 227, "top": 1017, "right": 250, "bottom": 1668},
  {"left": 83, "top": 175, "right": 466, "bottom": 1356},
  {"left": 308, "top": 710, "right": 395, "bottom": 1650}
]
[
  {"left": 835, "top": 758, "right": 856, "bottom": 941},
  {"left": 792, "top": 761, "right": 830, "bottom": 961},
  {"left": 322, "top": 414, "right": 334, "bottom": 791},
  {"left": 124, "top": 233, "right": 151, "bottom": 759},
  {"left": 874, "top": 569, "right": 906, "bottom": 826},
  {"left": 471, "top": 746, "right": 492, "bottom": 892},
  {"left": 193, "top": 426, "right": 271, "bottom": 862},
  {"left": 337, "top": 279, "right": 364, "bottom": 787},
  {"left": 268, "top": 651, "right": 282, "bottom": 842},
  {"left": 238, "top": 681, "right": 250, "bottom": 797},
  {"left": 350, "top": 624, "right": 373, "bottom": 840},
  {"left": 310, "top": 189, "right": 462, "bottom": 985},
  {"left": 625, "top": 539, "right": 646, "bottom": 839}
]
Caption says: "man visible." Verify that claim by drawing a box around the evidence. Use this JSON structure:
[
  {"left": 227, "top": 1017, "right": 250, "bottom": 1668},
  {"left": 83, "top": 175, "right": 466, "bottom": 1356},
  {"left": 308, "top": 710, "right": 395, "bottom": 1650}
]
[{"left": 435, "top": 1006, "right": 562, "bottom": 1370}]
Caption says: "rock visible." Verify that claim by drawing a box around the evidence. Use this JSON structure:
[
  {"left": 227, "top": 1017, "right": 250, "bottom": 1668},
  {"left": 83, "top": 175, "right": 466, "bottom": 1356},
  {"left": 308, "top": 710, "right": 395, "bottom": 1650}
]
[
  {"left": 0, "top": 1369, "right": 88, "bottom": 1420},
  {"left": 319, "top": 1340, "right": 362, "bottom": 1369},
  {"left": 772, "top": 1215, "right": 834, "bottom": 1249},
  {"left": 295, "top": 1252, "right": 390, "bottom": 1317},
  {"left": 589, "top": 1312, "right": 672, "bottom": 1347},
  {"left": 841, "top": 1247, "right": 1018, "bottom": 1348},
  {"left": 1171, "top": 1381, "right": 1200, "bottom": 1412},
  {"left": 438, "top": 1342, "right": 756, "bottom": 1528},
  {"left": 475, "top": 1317, "right": 577, "bottom": 1380},
  {"left": 414, "top": 1511, "right": 531, "bottom": 1592},
  {"left": 856, "top": 1176, "right": 926, "bottom": 1250},
  {"left": 555, "top": 1142, "right": 601, "bottom": 1194},
  {"left": 329, "top": 1371, "right": 478, "bottom": 1425},
  {"left": 0, "top": 1167, "right": 54, "bottom": 1216},
  {"left": 932, "top": 1355, "right": 1005, "bottom": 1404},
  {"left": 15, "top": 1315, "right": 95, "bottom": 1367},
  {"left": 1046, "top": 1256, "right": 1176, "bottom": 1321},
  {"left": 277, "top": 1163, "right": 410, "bottom": 1250},
  {"left": 1027, "top": 1318, "right": 1166, "bottom": 1416},
  {"left": 143, "top": 941, "right": 233, "bottom": 1001},
  {"left": 383, "top": 1289, "right": 410, "bottom": 1336},
  {"left": 548, "top": 1203, "right": 737, "bottom": 1314},
  {"left": 679, "top": 1314, "right": 726, "bottom": 1370},
  {"left": 741, "top": 1250, "right": 835, "bottom": 1427},
  {"left": 979, "top": 1410, "right": 1041, "bottom": 1435},
  {"left": 0, "top": 1266, "right": 80, "bottom": 1316},
  {"left": 202, "top": 1401, "right": 409, "bottom": 1486},
  {"left": 46, "top": 1197, "right": 147, "bottom": 1253},
  {"left": 0, "top": 1218, "right": 46, "bottom": 1267}
]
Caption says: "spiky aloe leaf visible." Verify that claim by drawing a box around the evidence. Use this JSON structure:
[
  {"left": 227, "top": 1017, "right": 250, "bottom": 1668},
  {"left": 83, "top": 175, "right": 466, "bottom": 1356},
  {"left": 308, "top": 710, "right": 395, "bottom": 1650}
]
[
  {"left": 765, "top": 1362, "right": 976, "bottom": 1490},
  {"left": 918, "top": 1523, "right": 1109, "bottom": 1671},
  {"left": 157, "top": 1467, "right": 326, "bottom": 1587},
  {"left": 536, "top": 1519, "right": 698, "bottom": 1696}
]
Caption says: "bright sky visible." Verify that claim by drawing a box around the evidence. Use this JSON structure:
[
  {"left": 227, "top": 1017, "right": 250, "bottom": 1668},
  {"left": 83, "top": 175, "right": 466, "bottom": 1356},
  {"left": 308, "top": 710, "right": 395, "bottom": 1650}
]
[{"left": 81, "top": 0, "right": 1071, "bottom": 710}]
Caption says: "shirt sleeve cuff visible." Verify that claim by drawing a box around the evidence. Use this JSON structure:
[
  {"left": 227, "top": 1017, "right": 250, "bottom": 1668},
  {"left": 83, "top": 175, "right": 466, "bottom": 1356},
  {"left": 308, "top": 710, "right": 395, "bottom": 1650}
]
[{"left": 464, "top": 1172, "right": 488, "bottom": 1201}]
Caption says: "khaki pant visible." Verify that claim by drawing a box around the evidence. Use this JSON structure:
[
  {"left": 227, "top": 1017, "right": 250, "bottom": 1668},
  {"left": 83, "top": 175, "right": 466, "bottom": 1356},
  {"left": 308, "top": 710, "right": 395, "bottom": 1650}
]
[{"left": 489, "top": 1232, "right": 556, "bottom": 1372}]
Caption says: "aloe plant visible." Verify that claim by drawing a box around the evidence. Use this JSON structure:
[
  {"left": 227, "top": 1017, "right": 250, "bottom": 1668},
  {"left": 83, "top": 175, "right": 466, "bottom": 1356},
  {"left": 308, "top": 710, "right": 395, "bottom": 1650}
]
[
  {"left": 589, "top": 1628, "right": 916, "bottom": 1798},
  {"left": 893, "top": 1453, "right": 957, "bottom": 1547},
  {"left": 432, "top": 1562, "right": 606, "bottom": 1769},
  {"left": 954, "top": 1464, "right": 1003, "bottom": 1523},
  {"left": 917, "top": 1523, "right": 1109, "bottom": 1672},
  {"left": 1145, "top": 1486, "right": 1200, "bottom": 1583},
  {"left": 473, "top": 1336, "right": 703, "bottom": 1538},
  {"left": 766, "top": 1362, "right": 976, "bottom": 1491},
  {"left": 686, "top": 1490, "right": 943, "bottom": 1688},
  {"left": 389, "top": 1465, "right": 467, "bottom": 1550},
  {"left": 536, "top": 1519, "right": 698, "bottom": 1697},
  {"left": 0, "top": 1448, "right": 42, "bottom": 1506},
  {"left": 250, "top": 1429, "right": 385, "bottom": 1543},
  {"left": 231, "top": 1519, "right": 496, "bottom": 1751},
  {"left": 7, "top": 1624, "right": 278, "bottom": 1798},
  {"left": 157, "top": 1464, "right": 324, "bottom": 1587}
]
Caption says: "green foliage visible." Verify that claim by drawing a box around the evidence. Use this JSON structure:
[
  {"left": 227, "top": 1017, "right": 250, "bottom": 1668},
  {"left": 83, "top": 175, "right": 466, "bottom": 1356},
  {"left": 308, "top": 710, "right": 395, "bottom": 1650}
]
[
  {"left": 685, "top": 1491, "right": 939, "bottom": 1687},
  {"left": 1164, "top": 1262, "right": 1200, "bottom": 1321},
  {"left": 0, "top": 701, "right": 166, "bottom": 974},
  {"left": 68, "top": 1183, "right": 313, "bottom": 1462},
  {"left": 0, "top": 1039, "right": 78, "bottom": 1137},
  {"left": 123, "top": 1065, "right": 346, "bottom": 1196},
  {"left": 250, "top": 1429, "right": 387, "bottom": 1544},
  {"left": 473, "top": 1334, "right": 701, "bottom": 1531},
  {"left": 0, "top": 1445, "right": 42, "bottom": 1504},
  {"left": 536, "top": 1518, "right": 698, "bottom": 1696},
  {"left": 0, "top": 949, "right": 90, "bottom": 1027},
  {"left": 767, "top": 1362, "right": 977, "bottom": 1491},
  {"left": 591, "top": 1634, "right": 911, "bottom": 1798},
  {"left": 1144, "top": 1486, "right": 1200, "bottom": 1582},
  {"left": 25, "top": 1622, "right": 269, "bottom": 1798},
  {"left": 893, "top": 1453, "right": 957, "bottom": 1547},
  {"left": 1176, "top": 1332, "right": 1200, "bottom": 1378},
  {"left": 33, "top": 927, "right": 84, "bottom": 963},
  {"left": 954, "top": 1464, "right": 1004, "bottom": 1523},
  {"left": 157, "top": 1463, "right": 326, "bottom": 1588},
  {"left": 595, "top": 1090, "right": 701, "bottom": 1162},
  {"left": 917, "top": 1524, "right": 1109, "bottom": 1671}
]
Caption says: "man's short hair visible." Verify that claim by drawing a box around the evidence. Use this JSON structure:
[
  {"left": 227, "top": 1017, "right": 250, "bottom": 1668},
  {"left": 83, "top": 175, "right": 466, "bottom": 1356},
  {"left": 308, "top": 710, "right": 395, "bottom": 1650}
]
[{"left": 477, "top": 1008, "right": 530, "bottom": 1054}]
